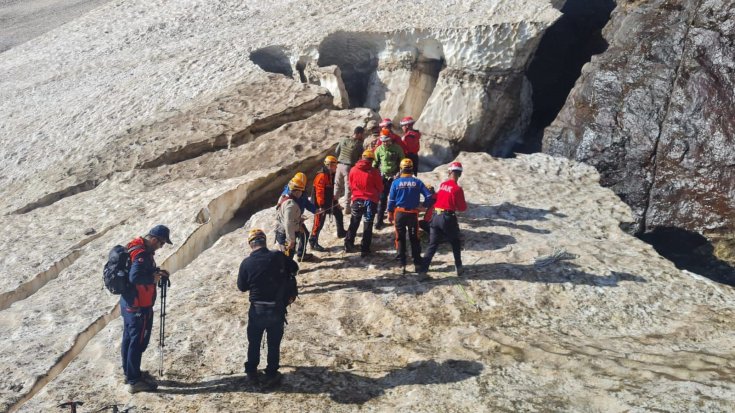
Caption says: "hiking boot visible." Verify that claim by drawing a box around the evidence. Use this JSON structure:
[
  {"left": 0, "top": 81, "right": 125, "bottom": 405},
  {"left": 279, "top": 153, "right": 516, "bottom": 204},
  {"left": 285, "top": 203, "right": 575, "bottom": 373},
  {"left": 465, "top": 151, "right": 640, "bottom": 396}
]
[
  {"left": 261, "top": 371, "right": 283, "bottom": 388},
  {"left": 375, "top": 221, "right": 384, "bottom": 230},
  {"left": 336, "top": 228, "right": 347, "bottom": 239},
  {"left": 246, "top": 371, "right": 261, "bottom": 385},
  {"left": 309, "top": 240, "right": 326, "bottom": 252},
  {"left": 344, "top": 243, "right": 355, "bottom": 253},
  {"left": 456, "top": 265, "right": 465, "bottom": 277},
  {"left": 127, "top": 380, "right": 157, "bottom": 394},
  {"left": 297, "top": 252, "right": 315, "bottom": 262},
  {"left": 360, "top": 250, "right": 370, "bottom": 258}
]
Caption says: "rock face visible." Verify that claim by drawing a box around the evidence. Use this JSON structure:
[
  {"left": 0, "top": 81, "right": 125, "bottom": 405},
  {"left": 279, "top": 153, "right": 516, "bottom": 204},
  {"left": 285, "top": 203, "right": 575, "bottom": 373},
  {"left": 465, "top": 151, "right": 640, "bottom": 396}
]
[
  {"left": 12, "top": 152, "right": 735, "bottom": 413},
  {"left": 543, "top": 0, "right": 735, "bottom": 236}
]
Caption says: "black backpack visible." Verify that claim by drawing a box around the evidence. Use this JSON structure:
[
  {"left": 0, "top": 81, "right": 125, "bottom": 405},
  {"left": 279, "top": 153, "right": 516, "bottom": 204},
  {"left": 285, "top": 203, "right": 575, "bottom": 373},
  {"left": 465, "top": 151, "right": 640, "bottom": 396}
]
[
  {"left": 276, "top": 252, "right": 298, "bottom": 308},
  {"left": 103, "top": 245, "right": 142, "bottom": 294}
]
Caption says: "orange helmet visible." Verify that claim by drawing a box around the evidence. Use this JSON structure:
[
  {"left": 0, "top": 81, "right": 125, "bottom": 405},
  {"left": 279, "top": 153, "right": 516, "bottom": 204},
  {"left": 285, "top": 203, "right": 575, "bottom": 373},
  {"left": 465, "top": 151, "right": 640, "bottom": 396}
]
[
  {"left": 362, "top": 149, "right": 375, "bottom": 159},
  {"left": 400, "top": 158, "right": 414, "bottom": 170},
  {"left": 247, "top": 228, "right": 267, "bottom": 243},
  {"left": 289, "top": 172, "right": 307, "bottom": 191}
]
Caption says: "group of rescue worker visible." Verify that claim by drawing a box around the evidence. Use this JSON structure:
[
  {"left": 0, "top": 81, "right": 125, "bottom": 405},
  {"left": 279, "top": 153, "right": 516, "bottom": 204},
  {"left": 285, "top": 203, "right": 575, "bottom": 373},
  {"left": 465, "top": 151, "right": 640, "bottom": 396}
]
[
  {"left": 117, "top": 116, "right": 468, "bottom": 393},
  {"left": 272, "top": 116, "right": 467, "bottom": 277}
]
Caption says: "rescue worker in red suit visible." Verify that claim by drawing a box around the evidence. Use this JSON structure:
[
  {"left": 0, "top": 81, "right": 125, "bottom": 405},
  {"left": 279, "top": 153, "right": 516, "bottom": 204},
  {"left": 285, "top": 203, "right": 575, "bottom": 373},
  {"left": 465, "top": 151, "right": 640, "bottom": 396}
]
[
  {"left": 420, "top": 162, "right": 467, "bottom": 277},
  {"left": 309, "top": 155, "right": 346, "bottom": 251},
  {"left": 121, "top": 225, "right": 172, "bottom": 393},
  {"left": 399, "top": 116, "right": 421, "bottom": 175},
  {"left": 345, "top": 149, "right": 384, "bottom": 256}
]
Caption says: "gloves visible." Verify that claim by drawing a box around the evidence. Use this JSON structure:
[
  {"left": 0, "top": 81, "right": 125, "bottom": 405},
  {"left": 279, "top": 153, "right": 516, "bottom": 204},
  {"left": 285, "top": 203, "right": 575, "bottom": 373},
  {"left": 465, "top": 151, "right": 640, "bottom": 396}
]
[{"left": 388, "top": 211, "right": 394, "bottom": 223}]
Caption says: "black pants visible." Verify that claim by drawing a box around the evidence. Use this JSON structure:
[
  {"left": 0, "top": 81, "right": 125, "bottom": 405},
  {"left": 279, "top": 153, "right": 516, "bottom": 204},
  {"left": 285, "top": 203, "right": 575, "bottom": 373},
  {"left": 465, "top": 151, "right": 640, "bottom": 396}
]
[
  {"left": 406, "top": 153, "right": 419, "bottom": 175},
  {"left": 423, "top": 213, "right": 462, "bottom": 270},
  {"left": 245, "top": 304, "right": 285, "bottom": 376},
  {"left": 345, "top": 199, "right": 376, "bottom": 253},
  {"left": 394, "top": 210, "right": 422, "bottom": 267},
  {"left": 376, "top": 176, "right": 394, "bottom": 224},
  {"left": 310, "top": 201, "right": 345, "bottom": 242}
]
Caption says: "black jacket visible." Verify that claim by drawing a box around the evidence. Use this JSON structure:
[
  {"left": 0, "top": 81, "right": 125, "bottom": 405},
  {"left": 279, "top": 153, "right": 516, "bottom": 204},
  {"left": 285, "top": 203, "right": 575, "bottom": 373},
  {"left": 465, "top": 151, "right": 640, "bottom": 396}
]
[{"left": 237, "top": 248, "right": 298, "bottom": 303}]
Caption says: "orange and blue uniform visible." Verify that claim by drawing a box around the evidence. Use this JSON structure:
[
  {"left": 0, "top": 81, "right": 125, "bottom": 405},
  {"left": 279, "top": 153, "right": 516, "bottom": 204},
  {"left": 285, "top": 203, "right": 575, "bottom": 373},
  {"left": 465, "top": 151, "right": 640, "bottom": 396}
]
[{"left": 310, "top": 167, "right": 346, "bottom": 246}]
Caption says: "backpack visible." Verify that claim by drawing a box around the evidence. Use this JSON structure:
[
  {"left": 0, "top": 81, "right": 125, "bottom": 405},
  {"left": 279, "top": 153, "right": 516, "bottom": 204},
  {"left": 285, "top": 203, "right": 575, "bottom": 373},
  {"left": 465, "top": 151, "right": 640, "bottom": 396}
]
[
  {"left": 275, "top": 252, "right": 299, "bottom": 309},
  {"left": 103, "top": 244, "right": 143, "bottom": 294}
]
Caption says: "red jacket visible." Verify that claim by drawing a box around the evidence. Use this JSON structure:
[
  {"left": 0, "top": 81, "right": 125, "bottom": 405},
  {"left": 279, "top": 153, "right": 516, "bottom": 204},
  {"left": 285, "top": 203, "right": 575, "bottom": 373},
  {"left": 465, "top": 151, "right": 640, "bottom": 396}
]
[
  {"left": 349, "top": 159, "right": 384, "bottom": 203},
  {"left": 123, "top": 237, "right": 157, "bottom": 308},
  {"left": 434, "top": 179, "right": 467, "bottom": 212},
  {"left": 401, "top": 129, "right": 421, "bottom": 154}
]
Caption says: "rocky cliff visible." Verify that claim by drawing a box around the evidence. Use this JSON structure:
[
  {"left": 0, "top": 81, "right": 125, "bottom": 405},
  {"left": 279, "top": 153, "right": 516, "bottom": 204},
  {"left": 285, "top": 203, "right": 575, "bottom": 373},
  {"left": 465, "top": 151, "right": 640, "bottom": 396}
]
[{"left": 543, "top": 0, "right": 735, "bottom": 239}]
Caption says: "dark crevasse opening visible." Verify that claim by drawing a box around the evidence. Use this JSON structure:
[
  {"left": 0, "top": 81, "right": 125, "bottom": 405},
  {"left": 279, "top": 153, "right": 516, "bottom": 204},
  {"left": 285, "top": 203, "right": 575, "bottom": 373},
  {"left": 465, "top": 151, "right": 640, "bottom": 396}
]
[
  {"left": 514, "top": 0, "right": 615, "bottom": 154},
  {"left": 637, "top": 227, "right": 735, "bottom": 286},
  {"left": 317, "top": 32, "right": 383, "bottom": 108},
  {"left": 250, "top": 46, "right": 294, "bottom": 77}
]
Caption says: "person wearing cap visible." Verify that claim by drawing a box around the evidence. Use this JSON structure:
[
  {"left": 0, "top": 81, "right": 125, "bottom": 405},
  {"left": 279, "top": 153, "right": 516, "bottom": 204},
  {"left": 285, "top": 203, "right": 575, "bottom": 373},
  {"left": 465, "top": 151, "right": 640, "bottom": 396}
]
[
  {"left": 421, "top": 162, "right": 468, "bottom": 277},
  {"left": 238, "top": 228, "right": 299, "bottom": 387},
  {"left": 387, "top": 158, "right": 432, "bottom": 273},
  {"left": 375, "top": 118, "right": 408, "bottom": 153},
  {"left": 334, "top": 126, "right": 365, "bottom": 215},
  {"left": 278, "top": 172, "right": 316, "bottom": 259},
  {"left": 345, "top": 149, "right": 384, "bottom": 256},
  {"left": 275, "top": 177, "right": 308, "bottom": 260},
  {"left": 400, "top": 116, "right": 421, "bottom": 175},
  {"left": 364, "top": 125, "right": 381, "bottom": 151},
  {"left": 120, "top": 224, "right": 172, "bottom": 393},
  {"left": 309, "top": 155, "right": 346, "bottom": 251},
  {"left": 373, "top": 131, "right": 405, "bottom": 230}
]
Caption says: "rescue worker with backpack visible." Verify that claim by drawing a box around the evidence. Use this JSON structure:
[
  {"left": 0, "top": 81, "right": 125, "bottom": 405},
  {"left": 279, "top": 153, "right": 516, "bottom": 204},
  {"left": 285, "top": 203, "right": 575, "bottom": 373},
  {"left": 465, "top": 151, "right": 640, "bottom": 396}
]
[
  {"left": 309, "top": 155, "right": 347, "bottom": 251},
  {"left": 237, "top": 228, "right": 299, "bottom": 388},
  {"left": 373, "top": 131, "right": 405, "bottom": 230},
  {"left": 275, "top": 175, "right": 308, "bottom": 260},
  {"left": 345, "top": 149, "right": 384, "bottom": 256},
  {"left": 400, "top": 116, "right": 421, "bottom": 175},
  {"left": 419, "top": 184, "right": 436, "bottom": 239},
  {"left": 278, "top": 172, "right": 315, "bottom": 260},
  {"left": 387, "top": 158, "right": 432, "bottom": 274},
  {"left": 111, "top": 225, "right": 172, "bottom": 394},
  {"left": 420, "top": 162, "right": 468, "bottom": 277}
]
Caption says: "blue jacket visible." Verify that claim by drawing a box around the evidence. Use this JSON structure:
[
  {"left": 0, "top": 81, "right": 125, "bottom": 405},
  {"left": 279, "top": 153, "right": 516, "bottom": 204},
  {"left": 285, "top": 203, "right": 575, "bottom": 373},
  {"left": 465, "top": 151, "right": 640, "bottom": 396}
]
[
  {"left": 280, "top": 184, "right": 317, "bottom": 214},
  {"left": 388, "top": 174, "right": 432, "bottom": 212}
]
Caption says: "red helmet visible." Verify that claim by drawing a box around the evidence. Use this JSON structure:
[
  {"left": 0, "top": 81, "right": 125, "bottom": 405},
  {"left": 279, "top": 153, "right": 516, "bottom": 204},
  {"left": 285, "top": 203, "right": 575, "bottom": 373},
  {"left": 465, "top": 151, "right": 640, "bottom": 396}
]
[
  {"left": 400, "top": 116, "right": 415, "bottom": 126},
  {"left": 448, "top": 162, "right": 463, "bottom": 172},
  {"left": 379, "top": 118, "right": 393, "bottom": 127}
]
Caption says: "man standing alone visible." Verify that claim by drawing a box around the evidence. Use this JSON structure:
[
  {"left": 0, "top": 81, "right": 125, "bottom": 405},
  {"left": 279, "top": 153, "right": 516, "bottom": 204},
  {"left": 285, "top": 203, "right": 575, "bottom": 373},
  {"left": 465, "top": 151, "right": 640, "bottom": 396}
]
[
  {"left": 334, "top": 126, "right": 365, "bottom": 215},
  {"left": 238, "top": 229, "right": 299, "bottom": 387},
  {"left": 121, "top": 225, "right": 172, "bottom": 393}
]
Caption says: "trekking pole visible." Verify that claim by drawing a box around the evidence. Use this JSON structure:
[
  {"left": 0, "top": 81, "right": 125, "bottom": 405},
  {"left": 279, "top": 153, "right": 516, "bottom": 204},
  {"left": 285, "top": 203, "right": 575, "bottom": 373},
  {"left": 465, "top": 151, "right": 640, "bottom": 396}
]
[{"left": 158, "top": 275, "right": 170, "bottom": 377}]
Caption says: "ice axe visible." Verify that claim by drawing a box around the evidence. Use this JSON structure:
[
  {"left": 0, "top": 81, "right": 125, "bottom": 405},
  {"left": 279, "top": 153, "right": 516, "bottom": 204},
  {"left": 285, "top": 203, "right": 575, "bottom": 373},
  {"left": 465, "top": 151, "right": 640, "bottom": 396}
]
[{"left": 157, "top": 271, "right": 171, "bottom": 377}]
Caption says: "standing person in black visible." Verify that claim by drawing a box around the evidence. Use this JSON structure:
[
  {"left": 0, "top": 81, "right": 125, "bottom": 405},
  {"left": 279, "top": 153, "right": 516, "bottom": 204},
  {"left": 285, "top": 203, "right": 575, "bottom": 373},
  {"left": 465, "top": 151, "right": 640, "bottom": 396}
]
[{"left": 237, "top": 228, "right": 299, "bottom": 387}]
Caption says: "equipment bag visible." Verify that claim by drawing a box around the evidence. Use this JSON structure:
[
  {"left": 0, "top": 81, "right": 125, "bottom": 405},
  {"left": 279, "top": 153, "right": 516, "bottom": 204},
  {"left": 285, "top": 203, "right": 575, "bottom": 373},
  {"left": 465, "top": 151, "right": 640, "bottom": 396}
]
[{"left": 102, "top": 245, "right": 142, "bottom": 294}]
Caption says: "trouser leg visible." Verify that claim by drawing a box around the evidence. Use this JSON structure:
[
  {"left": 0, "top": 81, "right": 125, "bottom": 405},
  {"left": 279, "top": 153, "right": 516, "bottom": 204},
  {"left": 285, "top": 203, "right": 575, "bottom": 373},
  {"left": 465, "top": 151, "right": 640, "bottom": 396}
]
[
  {"left": 395, "top": 211, "right": 408, "bottom": 266},
  {"left": 377, "top": 177, "right": 392, "bottom": 224},
  {"left": 345, "top": 201, "right": 364, "bottom": 247},
  {"left": 296, "top": 225, "right": 307, "bottom": 256},
  {"left": 264, "top": 310, "right": 285, "bottom": 376},
  {"left": 361, "top": 201, "right": 376, "bottom": 252},
  {"left": 310, "top": 209, "right": 325, "bottom": 240},
  {"left": 245, "top": 305, "right": 266, "bottom": 374},
  {"left": 122, "top": 306, "right": 153, "bottom": 384},
  {"left": 423, "top": 214, "right": 446, "bottom": 270},
  {"left": 407, "top": 213, "right": 422, "bottom": 266},
  {"left": 445, "top": 216, "right": 463, "bottom": 268},
  {"left": 333, "top": 203, "right": 346, "bottom": 235}
]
